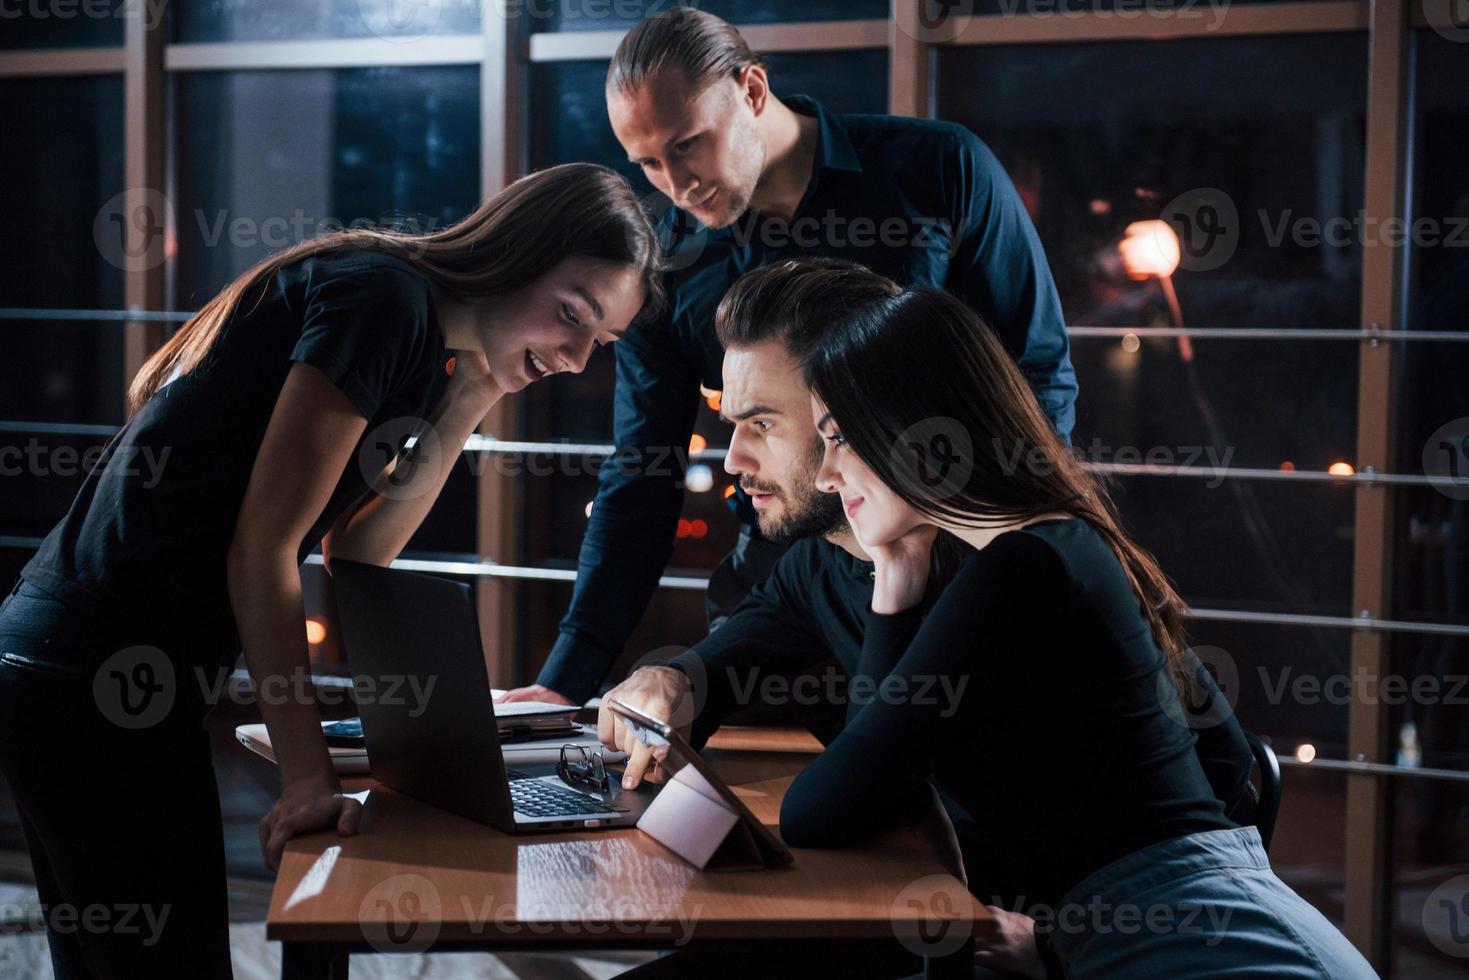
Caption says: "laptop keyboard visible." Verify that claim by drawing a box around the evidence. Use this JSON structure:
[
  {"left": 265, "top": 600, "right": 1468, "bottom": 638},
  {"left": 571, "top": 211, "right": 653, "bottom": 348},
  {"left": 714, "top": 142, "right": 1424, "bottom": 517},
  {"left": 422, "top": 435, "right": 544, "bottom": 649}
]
[{"left": 510, "top": 778, "right": 627, "bottom": 818}]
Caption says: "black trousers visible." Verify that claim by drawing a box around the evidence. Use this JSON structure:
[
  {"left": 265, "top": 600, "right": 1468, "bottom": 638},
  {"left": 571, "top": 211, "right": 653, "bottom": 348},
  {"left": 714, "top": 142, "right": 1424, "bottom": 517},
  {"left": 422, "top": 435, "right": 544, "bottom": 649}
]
[{"left": 0, "top": 578, "right": 233, "bottom": 980}]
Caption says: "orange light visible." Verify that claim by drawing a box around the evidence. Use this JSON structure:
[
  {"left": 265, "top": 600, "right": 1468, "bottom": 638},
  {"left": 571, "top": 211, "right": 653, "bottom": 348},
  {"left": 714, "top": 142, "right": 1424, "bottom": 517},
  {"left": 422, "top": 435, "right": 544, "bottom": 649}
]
[
  {"left": 1328, "top": 461, "right": 1355, "bottom": 477},
  {"left": 305, "top": 619, "right": 327, "bottom": 645},
  {"left": 723, "top": 485, "right": 736, "bottom": 499},
  {"left": 1279, "top": 460, "right": 1296, "bottom": 472},
  {"left": 706, "top": 391, "right": 722, "bottom": 412},
  {"left": 1119, "top": 220, "right": 1182, "bottom": 280},
  {"left": 689, "top": 434, "right": 708, "bottom": 455}
]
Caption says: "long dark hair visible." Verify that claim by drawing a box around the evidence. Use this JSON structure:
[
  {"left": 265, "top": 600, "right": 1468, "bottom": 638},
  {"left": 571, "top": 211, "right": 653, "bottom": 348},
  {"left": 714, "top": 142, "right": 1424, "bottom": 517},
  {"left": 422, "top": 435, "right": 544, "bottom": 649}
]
[
  {"left": 805, "top": 286, "right": 1193, "bottom": 692},
  {"left": 129, "top": 163, "right": 664, "bottom": 414}
]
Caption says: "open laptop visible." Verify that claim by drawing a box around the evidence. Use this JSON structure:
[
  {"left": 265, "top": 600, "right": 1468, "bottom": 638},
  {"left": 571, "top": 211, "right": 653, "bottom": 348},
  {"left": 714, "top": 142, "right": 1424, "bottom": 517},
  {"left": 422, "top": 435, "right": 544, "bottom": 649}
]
[{"left": 330, "top": 558, "right": 655, "bottom": 832}]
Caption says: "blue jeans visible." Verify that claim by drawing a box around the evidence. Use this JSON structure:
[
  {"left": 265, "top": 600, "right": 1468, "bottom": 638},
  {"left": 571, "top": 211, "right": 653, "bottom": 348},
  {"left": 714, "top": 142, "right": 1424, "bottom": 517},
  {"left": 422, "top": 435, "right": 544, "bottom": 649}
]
[{"left": 1044, "top": 825, "right": 1377, "bottom": 978}]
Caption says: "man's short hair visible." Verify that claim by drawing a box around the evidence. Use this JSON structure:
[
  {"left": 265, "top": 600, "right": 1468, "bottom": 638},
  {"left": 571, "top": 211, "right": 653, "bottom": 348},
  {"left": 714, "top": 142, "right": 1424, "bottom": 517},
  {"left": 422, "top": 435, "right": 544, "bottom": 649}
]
[{"left": 714, "top": 257, "right": 901, "bottom": 362}]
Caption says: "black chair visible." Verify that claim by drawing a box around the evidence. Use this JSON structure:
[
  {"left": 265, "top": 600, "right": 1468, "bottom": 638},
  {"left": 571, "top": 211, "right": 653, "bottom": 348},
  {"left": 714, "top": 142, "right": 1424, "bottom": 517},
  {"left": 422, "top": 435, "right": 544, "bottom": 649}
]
[{"left": 1244, "top": 731, "right": 1282, "bottom": 853}]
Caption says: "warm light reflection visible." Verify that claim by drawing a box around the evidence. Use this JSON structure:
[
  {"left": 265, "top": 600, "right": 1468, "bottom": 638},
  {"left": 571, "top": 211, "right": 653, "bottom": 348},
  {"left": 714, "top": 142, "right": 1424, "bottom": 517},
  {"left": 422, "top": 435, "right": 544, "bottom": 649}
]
[
  {"left": 689, "top": 434, "right": 708, "bottom": 454},
  {"left": 1119, "top": 219, "right": 1181, "bottom": 280},
  {"left": 305, "top": 619, "right": 327, "bottom": 645},
  {"left": 1280, "top": 460, "right": 1296, "bottom": 472},
  {"left": 685, "top": 463, "right": 714, "bottom": 493},
  {"left": 1295, "top": 743, "right": 1317, "bottom": 764},
  {"left": 723, "top": 485, "right": 737, "bottom": 499},
  {"left": 1328, "top": 461, "right": 1356, "bottom": 477},
  {"left": 1121, "top": 332, "right": 1141, "bottom": 353}
]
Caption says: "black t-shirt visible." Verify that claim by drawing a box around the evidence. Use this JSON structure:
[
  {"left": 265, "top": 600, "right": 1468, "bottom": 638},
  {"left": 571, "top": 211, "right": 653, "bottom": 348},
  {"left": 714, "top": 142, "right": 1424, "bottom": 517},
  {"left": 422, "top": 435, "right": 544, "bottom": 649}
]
[{"left": 21, "top": 250, "right": 452, "bottom": 669}]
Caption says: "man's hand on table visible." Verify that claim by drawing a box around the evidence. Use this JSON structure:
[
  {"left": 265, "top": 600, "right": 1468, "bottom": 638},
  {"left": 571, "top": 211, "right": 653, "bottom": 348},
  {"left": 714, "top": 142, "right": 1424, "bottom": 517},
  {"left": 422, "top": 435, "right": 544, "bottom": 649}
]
[{"left": 597, "top": 666, "right": 694, "bottom": 789}]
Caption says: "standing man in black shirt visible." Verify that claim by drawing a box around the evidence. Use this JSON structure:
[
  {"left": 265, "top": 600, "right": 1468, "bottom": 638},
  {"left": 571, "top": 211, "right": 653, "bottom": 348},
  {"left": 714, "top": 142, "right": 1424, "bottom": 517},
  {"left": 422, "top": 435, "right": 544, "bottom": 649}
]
[{"left": 502, "top": 8, "right": 1077, "bottom": 706}]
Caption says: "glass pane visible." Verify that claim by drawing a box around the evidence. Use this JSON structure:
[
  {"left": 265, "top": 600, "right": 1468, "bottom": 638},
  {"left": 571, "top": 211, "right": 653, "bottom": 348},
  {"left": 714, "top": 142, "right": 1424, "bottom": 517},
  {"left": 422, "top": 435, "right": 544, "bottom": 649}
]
[
  {"left": 0, "top": 76, "right": 125, "bottom": 312},
  {"left": 1392, "top": 28, "right": 1469, "bottom": 628},
  {"left": 168, "top": 66, "right": 479, "bottom": 556},
  {"left": 0, "top": 0, "right": 127, "bottom": 49},
  {"left": 936, "top": 34, "right": 1368, "bottom": 472},
  {"left": 531, "top": 0, "right": 888, "bottom": 32},
  {"left": 0, "top": 74, "right": 127, "bottom": 436},
  {"left": 1114, "top": 476, "right": 1356, "bottom": 613},
  {"left": 170, "top": 0, "right": 480, "bottom": 43},
  {"left": 170, "top": 66, "right": 481, "bottom": 306},
  {"left": 954, "top": 0, "right": 1346, "bottom": 14},
  {"left": 1388, "top": 38, "right": 1469, "bottom": 977}
]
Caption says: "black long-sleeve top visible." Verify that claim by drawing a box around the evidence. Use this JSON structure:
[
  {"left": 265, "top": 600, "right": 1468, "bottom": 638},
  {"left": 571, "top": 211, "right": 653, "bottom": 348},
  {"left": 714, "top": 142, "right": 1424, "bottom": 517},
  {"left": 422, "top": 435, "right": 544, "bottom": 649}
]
[
  {"left": 772, "top": 519, "right": 1244, "bottom": 908},
  {"left": 536, "top": 95, "right": 1078, "bottom": 702},
  {"left": 666, "top": 525, "right": 1251, "bottom": 910}
]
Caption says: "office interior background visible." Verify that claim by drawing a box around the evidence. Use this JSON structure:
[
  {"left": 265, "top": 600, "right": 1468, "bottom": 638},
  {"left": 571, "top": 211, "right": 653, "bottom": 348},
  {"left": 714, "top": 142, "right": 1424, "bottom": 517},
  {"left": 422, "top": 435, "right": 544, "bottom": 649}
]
[{"left": 1, "top": 0, "right": 1466, "bottom": 975}]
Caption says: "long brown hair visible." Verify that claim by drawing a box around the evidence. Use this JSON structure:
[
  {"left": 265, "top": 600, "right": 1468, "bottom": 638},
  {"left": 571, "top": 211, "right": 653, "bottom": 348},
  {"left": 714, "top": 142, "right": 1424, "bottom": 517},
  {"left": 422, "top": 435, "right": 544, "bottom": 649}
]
[
  {"left": 129, "top": 162, "right": 664, "bottom": 414},
  {"left": 804, "top": 282, "right": 1194, "bottom": 695},
  {"left": 605, "top": 7, "right": 766, "bottom": 98}
]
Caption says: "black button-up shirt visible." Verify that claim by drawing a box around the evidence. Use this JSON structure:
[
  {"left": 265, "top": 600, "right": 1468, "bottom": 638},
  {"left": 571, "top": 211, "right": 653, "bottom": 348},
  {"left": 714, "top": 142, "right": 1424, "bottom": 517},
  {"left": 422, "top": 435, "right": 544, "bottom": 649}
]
[{"left": 539, "top": 95, "right": 1078, "bottom": 701}]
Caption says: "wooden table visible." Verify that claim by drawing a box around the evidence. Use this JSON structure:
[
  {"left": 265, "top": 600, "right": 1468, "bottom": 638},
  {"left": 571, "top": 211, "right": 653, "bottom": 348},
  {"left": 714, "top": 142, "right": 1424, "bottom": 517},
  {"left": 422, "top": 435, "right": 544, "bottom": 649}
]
[{"left": 266, "top": 728, "right": 983, "bottom": 978}]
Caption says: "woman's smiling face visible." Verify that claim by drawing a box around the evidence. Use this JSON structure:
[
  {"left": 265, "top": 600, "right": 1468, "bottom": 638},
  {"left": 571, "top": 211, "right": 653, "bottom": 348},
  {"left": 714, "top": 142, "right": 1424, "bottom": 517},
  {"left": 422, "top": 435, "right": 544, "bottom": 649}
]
[
  {"left": 477, "top": 255, "right": 645, "bottom": 393},
  {"left": 811, "top": 394, "right": 926, "bottom": 549}
]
